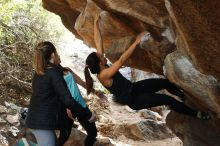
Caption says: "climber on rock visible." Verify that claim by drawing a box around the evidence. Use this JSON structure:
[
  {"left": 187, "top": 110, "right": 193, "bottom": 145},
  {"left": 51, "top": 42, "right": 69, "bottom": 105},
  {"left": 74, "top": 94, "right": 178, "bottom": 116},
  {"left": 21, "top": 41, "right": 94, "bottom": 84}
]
[{"left": 83, "top": 14, "right": 211, "bottom": 120}]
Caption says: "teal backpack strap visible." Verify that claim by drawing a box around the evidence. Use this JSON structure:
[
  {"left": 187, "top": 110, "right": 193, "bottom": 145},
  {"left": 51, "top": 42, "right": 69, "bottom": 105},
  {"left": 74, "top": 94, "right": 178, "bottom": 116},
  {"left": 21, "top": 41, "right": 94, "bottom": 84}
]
[{"left": 14, "top": 138, "right": 37, "bottom": 146}]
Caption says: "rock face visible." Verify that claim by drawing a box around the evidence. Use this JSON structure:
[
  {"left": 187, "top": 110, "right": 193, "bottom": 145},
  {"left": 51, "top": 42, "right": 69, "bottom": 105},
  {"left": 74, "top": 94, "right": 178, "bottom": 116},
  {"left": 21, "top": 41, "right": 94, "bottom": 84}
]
[
  {"left": 166, "top": 112, "right": 220, "bottom": 146},
  {"left": 42, "top": 0, "right": 220, "bottom": 145}
]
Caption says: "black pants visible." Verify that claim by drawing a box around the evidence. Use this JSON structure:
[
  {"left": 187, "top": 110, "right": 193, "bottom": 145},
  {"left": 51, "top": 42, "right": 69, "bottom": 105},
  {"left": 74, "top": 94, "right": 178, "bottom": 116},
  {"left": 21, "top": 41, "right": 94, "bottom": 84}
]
[
  {"left": 59, "top": 108, "right": 97, "bottom": 146},
  {"left": 128, "top": 79, "right": 197, "bottom": 117},
  {"left": 57, "top": 113, "right": 73, "bottom": 146},
  {"left": 78, "top": 116, "right": 97, "bottom": 146}
]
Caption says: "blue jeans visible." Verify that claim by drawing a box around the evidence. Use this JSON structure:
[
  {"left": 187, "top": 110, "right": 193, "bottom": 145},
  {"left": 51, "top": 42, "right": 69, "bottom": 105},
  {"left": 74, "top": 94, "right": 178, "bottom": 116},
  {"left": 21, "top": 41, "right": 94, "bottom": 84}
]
[{"left": 30, "top": 129, "right": 57, "bottom": 146}]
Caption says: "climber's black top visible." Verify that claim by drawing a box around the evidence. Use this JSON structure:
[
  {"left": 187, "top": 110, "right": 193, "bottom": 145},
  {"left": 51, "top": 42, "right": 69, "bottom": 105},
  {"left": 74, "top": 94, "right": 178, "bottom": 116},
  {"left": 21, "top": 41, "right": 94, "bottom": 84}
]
[{"left": 105, "top": 71, "right": 132, "bottom": 105}]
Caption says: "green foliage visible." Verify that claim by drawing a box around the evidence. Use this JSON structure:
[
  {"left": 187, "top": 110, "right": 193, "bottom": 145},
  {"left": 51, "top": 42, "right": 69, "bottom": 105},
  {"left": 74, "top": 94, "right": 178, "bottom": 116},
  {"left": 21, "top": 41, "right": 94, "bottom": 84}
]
[
  {"left": 0, "top": 0, "right": 63, "bottom": 45},
  {"left": 0, "top": 0, "right": 66, "bottom": 105}
]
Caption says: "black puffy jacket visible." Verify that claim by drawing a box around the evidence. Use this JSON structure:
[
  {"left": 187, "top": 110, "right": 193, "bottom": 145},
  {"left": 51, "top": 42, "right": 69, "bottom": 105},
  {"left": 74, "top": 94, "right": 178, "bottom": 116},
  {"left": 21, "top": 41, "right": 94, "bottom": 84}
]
[{"left": 25, "top": 65, "right": 92, "bottom": 130}]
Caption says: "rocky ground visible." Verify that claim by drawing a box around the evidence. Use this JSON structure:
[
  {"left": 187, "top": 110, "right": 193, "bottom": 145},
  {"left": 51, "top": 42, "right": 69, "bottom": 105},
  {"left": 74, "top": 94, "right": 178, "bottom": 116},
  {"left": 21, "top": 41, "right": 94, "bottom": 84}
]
[
  {"left": 0, "top": 93, "right": 183, "bottom": 146},
  {"left": 0, "top": 43, "right": 183, "bottom": 146}
]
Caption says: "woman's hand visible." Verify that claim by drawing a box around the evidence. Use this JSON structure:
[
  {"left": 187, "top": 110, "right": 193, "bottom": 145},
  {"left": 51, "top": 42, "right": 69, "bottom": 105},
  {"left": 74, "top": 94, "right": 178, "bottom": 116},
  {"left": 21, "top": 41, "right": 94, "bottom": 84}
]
[
  {"left": 95, "top": 90, "right": 108, "bottom": 100},
  {"left": 66, "top": 109, "right": 74, "bottom": 120},
  {"left": 88, "top": 112, "right": 96, "bottom": 123}
]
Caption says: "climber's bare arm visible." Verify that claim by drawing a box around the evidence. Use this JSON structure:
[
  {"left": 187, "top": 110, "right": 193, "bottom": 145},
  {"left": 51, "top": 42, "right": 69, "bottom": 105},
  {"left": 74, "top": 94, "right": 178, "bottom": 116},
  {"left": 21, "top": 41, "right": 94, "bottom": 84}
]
[
  {"left": 100, "top": 32, "right": 145, "bottom": 80},
  {"left": 94, "top": 14, "right": 104, "bottom": 54}
]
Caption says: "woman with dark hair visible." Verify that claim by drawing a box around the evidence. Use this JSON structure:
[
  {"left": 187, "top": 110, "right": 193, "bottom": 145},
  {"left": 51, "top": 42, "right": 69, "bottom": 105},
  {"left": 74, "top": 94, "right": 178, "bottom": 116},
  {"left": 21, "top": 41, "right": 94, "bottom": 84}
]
[
  {"left": 61, "top": 66, "right": 101, "bottom": 146},
  {"left": 84, "top": 15, "right": 210, "bottom": 120},
  {"left": 25, "top": 41, "right": 95, "bottom": 146}
]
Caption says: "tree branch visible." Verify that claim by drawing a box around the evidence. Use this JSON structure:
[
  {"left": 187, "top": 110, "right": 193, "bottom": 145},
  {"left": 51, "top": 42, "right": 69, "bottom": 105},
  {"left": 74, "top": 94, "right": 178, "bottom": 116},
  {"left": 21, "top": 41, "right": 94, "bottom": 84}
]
[{"left": 8, "top": 74, "right": 31, "bottom": 92}]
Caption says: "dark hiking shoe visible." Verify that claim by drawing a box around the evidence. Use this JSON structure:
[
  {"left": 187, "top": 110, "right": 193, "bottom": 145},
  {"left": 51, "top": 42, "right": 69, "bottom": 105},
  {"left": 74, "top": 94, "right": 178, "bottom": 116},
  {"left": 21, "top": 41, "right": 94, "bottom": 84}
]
[{"left": 197, "top": 111, "right": 211, "bottom": 120}]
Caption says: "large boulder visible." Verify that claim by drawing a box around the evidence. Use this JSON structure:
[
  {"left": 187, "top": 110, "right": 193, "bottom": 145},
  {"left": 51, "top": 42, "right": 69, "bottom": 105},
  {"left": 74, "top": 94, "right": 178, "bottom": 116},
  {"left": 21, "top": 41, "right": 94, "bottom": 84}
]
[
  {"left": 42, "top": 0, "right": 220, "bottom": 145},
  {"left": 166, "top": 112, "right": 220, "bottom": 146}
]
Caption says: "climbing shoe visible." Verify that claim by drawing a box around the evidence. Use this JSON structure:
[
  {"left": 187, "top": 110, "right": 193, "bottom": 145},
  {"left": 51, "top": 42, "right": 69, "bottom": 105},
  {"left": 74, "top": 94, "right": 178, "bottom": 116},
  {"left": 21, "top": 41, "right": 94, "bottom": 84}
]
[{"left": 197, "top": 111, "right": 211, "bottom": 120}]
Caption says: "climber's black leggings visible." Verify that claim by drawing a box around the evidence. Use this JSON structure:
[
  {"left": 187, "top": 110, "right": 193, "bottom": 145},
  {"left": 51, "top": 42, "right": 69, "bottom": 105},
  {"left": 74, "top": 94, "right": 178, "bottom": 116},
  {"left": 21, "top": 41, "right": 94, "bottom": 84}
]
[{"left": 128, "top": 79, "right": 197, "bottom": 117}]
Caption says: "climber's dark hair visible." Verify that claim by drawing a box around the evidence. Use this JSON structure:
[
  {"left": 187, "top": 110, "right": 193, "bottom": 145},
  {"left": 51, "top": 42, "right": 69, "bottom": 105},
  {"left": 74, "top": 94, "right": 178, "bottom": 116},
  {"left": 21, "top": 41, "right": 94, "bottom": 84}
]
[{"left": 84, "top": 52, "right": 101, "bottom": 95}]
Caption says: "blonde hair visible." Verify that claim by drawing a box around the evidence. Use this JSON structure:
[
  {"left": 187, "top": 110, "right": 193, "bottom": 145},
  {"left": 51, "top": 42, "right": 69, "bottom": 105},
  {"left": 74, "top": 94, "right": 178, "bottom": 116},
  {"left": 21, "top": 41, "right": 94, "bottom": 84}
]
[{"left": 32, "top": 41, "right": 57, "bottom": 75}]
